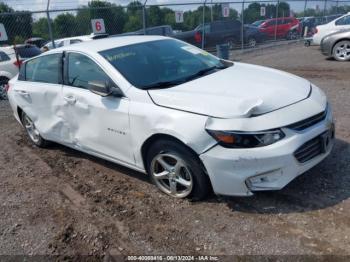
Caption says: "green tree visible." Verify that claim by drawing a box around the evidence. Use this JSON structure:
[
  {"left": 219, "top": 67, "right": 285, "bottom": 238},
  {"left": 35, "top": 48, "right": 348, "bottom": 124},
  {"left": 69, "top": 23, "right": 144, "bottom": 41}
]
[
  {"left": 124, "top": 15, "right": 142, "bottom": 32},
  {"left": 88, "top": 0, "right": 126, "bottom": 35},
  {"left": 54, "top": 13, "right": 78, "bottom": 38},
  {"left": 147, "top": 6, "right": 163, "bottom": 27},
  {"left": 0, "top": 2, "right": 33, "bottom": 44},
  {"left": 32, "top": 17, "right": 50, "bottom": 39},
  {"left": 243, "top": 2, "right": 290, "bottom": 24}
]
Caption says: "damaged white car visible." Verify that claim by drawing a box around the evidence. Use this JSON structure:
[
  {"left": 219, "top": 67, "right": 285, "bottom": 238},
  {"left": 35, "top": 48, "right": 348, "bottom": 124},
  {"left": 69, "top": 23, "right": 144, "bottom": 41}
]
[{"left": 7, "top": 36, "right": 334, "bottom": 199}]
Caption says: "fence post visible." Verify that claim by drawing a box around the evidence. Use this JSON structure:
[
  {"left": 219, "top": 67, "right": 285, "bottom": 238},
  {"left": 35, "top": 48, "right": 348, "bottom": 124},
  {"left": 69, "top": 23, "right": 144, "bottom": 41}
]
[
  {"left": 301, "top": 0, "right": 308, "bottom": 38},
  {"left": 274, "top": 0, "right": 279, "bottom": 42},
  {"left": 210, "top": 0, "right": 213, "bottom": 22},
  {"left": 46, "top": 0, "right": 55, "bottom": 48},
  {"left": 202, "top": 0, "right": 206, "bottom": 49},
  {"left": 143, "top": 0, "right": 148, "bottom": 35},
  {"left": 241, "top": 1, "right": 245, "bottom": 50},
  {"left": 323, "top": 0, "right": 328, "bottom": 20}
]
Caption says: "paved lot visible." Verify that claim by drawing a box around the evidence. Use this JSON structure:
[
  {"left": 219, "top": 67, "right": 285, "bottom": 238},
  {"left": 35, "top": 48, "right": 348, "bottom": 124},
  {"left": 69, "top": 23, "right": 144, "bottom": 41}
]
[{"left": 0, "top": 44, "right": 349, "bottom": 257}]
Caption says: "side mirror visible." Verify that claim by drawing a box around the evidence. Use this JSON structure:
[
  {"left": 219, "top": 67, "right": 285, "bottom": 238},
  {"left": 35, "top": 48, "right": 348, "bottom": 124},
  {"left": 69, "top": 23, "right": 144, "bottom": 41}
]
[{"left": 88, "top": 80, "right": 123, "bottom": 97}]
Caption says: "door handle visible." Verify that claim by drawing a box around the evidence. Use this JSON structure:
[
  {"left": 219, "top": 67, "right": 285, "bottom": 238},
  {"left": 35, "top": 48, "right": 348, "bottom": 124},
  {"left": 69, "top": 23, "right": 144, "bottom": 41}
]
[
  {"left": 64, "top": 95, "right": 76, "bottom": 105},
  {"left": 15, "top": 90, "right": 29, "bottom": 97}
]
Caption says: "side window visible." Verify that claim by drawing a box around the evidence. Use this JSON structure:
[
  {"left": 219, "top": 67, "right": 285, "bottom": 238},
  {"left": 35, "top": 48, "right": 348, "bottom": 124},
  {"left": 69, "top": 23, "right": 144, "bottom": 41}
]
[
  {"left": 25, "top": 53, "right": 61, "bottom": 84},
  {"left": 0, "top": 51, "right": 10, "bottom": 62},
  {"left": 335, "top": 16, "right": 350, "bottom": 26},
  {"left": 67, "top": 53, "right": 111, "bottom": 89},
  {"left": 70, "top": 39, "right": 82, "bottom": 45}
]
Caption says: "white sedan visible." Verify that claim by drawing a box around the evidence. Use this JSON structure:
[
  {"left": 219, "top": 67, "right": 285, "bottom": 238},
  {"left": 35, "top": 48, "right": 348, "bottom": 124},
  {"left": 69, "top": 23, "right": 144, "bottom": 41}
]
[
  {"left": 7, "top": 36, "right": 334, "bottom": 199},
  {"left": 312, "top": 12, "right": 350, "bottom": 45}
]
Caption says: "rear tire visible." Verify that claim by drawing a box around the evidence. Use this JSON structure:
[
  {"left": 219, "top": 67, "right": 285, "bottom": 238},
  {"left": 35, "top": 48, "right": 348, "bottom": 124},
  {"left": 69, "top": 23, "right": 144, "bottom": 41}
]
[
  {"left": 227, "top": 38, "right": 238, "bottom": 49},
  {"left": 146, "top": 139, "right": 211, "bottom": 200},
  {"left": 0, "top": 77, "right": 9, "bottom": 100},
  {"left": 21, "top": 111, "right": 50, "bottom": 147},
  {"left": 332, "top": 40, "right": 350, "bottom": 62},
  {"left": 247, "top": 37, "right": 257, "bottom": 48}
]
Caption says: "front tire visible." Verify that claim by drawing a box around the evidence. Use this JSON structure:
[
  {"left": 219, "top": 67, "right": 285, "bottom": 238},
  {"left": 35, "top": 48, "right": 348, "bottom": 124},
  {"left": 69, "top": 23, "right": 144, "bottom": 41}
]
[
  {"left": 21, "top": 112, "right": 50, "bottom": 147},
  {"left": 146, "top": 140, "right": 211, "bottom": 200},
  {"left": 286, "top": 30, "right": 298, "bottom": 40},
  {"left": 332, "top": 40, "right": 350, "bottom": 62}
]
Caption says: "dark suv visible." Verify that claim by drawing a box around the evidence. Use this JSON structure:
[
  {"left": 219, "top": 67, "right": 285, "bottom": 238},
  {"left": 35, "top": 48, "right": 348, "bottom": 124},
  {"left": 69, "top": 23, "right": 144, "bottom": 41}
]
[{"left": 175, "top": 20, "right": 266, "bottom": 48}]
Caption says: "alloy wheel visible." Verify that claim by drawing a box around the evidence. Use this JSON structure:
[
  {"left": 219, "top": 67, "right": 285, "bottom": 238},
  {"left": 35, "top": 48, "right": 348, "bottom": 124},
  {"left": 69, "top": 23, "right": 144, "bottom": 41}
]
[
  {"left": 23, "top": 115, "right": 40, "bottom": 143},
  {"left": 334, "top": 41, "right": 350, "bottom": 61},
  {"left": 248, "top": 38, "right": 257, "bottom": 48},
  {"left": 150, "top": 153, "right": 193, "bottom": 198}
]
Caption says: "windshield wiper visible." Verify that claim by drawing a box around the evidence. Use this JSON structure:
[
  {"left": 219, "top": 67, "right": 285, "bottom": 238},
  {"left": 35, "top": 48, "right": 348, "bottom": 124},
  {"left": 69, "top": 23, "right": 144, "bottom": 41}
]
[
  {"left": 184, "top": 65, "right": 227, "bottom": 82},
  {"left": 142, "top": 79, "right": 186, "bottom": 90},
  {"left": 142, "top": 65, "right": 227, "bottom": 90}
]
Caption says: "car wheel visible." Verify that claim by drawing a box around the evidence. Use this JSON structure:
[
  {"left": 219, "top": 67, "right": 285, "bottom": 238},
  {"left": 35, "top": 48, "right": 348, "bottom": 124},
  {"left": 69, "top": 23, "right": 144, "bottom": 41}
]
[
  {"left": 287, "top": 30, "right": 298, "bottom": 40},
  {"left": 227, "top": 38, "right": 238, "bottom": 49},
  {"left": 21, "top": 112, "right": 50, "bottom": 147},
  {"left": 332, "top": 40, "right": 350, "bottom": 62},
  {"left": 0, "top": 77, "right": 9, "bottom": 100},
  {"left": 247, "top": 37, "right": 257, "bottom": 48},
  {"left": 146, "top": 140, "right": 211, "bottom": 200}
]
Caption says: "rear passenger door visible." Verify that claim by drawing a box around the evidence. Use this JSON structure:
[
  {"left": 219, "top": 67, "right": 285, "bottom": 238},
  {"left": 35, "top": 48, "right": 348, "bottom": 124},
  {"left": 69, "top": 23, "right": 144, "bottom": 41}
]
[
  {"left": 12, "top": 52, "right": 65, "bottom": 142},
  {"left": 61, "top": 52, "right": 133, "bottom": 165}
]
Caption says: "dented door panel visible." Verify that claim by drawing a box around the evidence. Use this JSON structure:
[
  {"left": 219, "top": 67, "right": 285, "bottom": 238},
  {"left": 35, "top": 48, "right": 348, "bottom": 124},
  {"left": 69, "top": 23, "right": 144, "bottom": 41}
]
[
  {"left": 61, "top": 85, "right": 133, "bottom": 165},
  {"left": 12, "top": 80, "right": 67, "bottom": 142}
]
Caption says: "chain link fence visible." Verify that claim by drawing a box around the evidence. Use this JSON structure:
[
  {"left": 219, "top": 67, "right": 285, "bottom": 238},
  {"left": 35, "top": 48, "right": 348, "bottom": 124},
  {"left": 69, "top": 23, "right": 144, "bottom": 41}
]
[{"left": 0, "top": 0, "right": 350, "bottom": 51}]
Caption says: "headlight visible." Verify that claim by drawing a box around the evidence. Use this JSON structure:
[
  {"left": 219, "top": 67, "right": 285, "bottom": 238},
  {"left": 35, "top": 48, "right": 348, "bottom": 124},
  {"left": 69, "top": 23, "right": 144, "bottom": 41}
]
[{"left": 206, "top": 129, "right": 285, "bottom": 148}]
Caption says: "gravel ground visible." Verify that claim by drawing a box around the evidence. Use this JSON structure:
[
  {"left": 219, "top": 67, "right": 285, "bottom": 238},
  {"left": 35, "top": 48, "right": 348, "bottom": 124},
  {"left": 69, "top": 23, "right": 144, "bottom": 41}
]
[{"left": 0, "top": 43, "right": 349, "bottom": 259}]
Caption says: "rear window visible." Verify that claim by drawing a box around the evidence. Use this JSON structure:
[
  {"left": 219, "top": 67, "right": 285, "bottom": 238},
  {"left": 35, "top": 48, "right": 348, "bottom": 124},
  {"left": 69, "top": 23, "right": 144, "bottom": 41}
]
[{"left": 15, "top": 45, "right": 41, "bottom": 59}]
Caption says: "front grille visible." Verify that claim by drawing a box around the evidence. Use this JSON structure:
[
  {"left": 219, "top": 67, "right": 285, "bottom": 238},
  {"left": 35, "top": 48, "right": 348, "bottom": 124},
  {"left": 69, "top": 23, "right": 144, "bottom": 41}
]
[
  {"left": 287, "top": 110, "right": 327, "bottom": 131},
  {"left": 294, "top": 135, "right": 324, "bottom": 163}
]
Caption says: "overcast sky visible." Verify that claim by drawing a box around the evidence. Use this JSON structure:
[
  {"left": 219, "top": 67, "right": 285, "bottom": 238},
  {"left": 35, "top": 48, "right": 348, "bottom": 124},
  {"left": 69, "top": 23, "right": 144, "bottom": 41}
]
[{"left": 3, "top": 0, "right": 346, "bottom": 14}]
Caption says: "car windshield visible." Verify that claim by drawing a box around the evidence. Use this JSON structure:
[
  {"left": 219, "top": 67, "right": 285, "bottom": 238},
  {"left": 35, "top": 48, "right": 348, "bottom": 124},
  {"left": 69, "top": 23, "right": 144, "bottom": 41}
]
[{"left": 100, "top": 39, "right": 229, "bottom": 89}]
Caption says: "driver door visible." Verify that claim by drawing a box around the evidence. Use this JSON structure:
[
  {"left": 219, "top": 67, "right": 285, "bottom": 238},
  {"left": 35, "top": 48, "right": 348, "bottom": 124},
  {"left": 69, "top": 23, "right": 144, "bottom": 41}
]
[{"left": 61, "top": 51, "right": 134, "bottom": 165}]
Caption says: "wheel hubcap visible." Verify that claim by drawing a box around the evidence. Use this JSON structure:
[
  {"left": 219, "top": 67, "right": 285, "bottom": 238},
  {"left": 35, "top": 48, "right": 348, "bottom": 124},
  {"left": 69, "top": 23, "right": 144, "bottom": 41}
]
[
  {"left": 249, "top": 39, "right": 256, "bottom": 47},
  {"left": 151, "top": 153, "right": 193, "bottom": 198},
  {"left": 335, "top": 42, "right": 350, "bottom": 60},
  {"left": 24, "top": 115, "right": 40, "bottom": 143}
]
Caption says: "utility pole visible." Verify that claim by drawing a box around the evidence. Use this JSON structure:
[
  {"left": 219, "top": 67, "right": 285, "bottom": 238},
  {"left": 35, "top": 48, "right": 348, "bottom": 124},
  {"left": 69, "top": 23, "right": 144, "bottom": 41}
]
[
  {"left": 241, "top": 1, "right": 245, "bottom": 50},
  {"left": 202, "top": 0, "right": 207, "bottom": 49},
  {"left": 46, "top": 0, "right": 55, "bottom": 48}
]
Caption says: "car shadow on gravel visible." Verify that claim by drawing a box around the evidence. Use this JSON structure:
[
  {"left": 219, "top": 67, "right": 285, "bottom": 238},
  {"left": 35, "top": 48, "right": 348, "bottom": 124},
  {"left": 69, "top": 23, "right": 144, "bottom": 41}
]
[
  {"left": 46, "top": 142, "right": 151, "bottom": 184},
  {"left": 220, "top": 138, "right": 350, "bottom": 214},
  {"left": 38, "top": 136, "right": 350, "bottom": 214}
]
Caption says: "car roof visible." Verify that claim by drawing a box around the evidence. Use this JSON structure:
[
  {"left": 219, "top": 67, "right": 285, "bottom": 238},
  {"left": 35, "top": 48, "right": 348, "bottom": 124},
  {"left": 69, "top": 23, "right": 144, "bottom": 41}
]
[{"left": 46, "top": 35, "right": 168, "bottom": 54}]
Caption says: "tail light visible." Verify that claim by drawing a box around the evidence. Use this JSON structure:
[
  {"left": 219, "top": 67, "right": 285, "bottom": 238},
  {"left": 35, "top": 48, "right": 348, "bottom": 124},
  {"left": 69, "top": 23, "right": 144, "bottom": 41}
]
[
  {"left": 315, "top": 28, "right": 318, "bottom": 34},
  {"left": 13, "top": 60, "right": 23, "bottom": 68},
  {"left": 194, "top": 31, "right": 202, "bottom": 44}
]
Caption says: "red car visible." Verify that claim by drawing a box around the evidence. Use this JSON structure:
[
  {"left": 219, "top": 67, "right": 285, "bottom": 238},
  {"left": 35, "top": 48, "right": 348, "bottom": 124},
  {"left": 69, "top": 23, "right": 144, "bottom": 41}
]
[{"left": 256, "top": 17, "right": 301, "bottom": 40}]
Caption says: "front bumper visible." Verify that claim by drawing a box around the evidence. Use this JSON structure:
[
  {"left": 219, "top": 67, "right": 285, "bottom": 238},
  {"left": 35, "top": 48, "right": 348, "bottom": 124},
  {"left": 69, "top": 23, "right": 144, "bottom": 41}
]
[
  {"left": 320, "top": 40, "right": 333, "bottom": 57},
  {"left": 200, "top": 107, "right": 334, "bottom": 196}
]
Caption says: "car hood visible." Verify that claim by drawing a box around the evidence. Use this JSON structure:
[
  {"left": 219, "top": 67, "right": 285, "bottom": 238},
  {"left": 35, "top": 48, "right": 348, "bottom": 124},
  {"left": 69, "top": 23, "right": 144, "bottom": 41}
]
[{"left": 148, "top": 62, "right": 311, "bottom": 118}]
